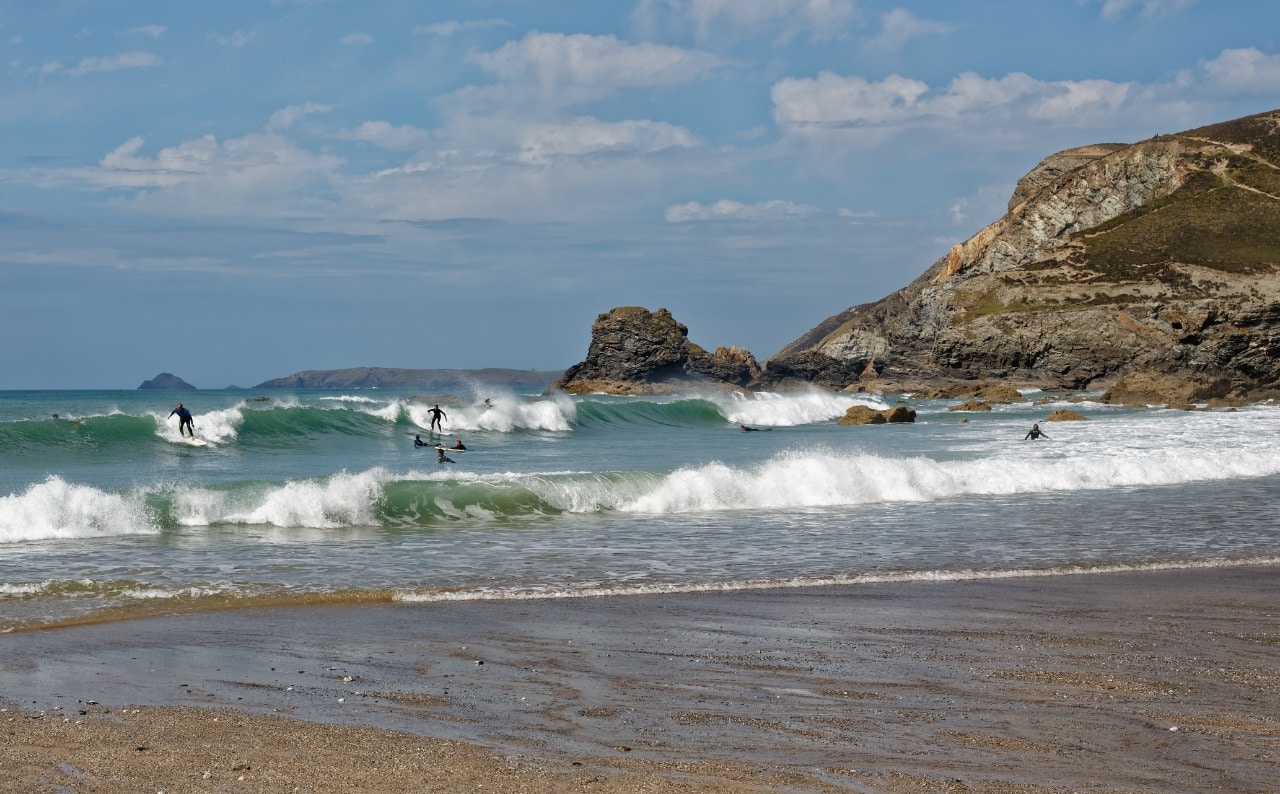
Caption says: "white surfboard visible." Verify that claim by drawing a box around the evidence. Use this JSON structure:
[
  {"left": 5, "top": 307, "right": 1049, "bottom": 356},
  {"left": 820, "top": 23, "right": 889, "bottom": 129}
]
[{"left": 181, "top": 436, "right": 208, "bottom": 447}]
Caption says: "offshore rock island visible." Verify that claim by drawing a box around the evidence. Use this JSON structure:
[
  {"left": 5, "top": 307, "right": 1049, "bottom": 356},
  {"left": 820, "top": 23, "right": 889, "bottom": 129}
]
[{"left": 555, "top": 109, "right": 1280, "bottom": 403}]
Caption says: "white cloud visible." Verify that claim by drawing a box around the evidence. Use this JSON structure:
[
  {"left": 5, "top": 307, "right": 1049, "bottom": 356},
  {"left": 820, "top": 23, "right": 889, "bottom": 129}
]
[
  {"left": 633, "top": 0, "right": 856, "bottom": 44},
  {"left": 471, "top": 32, "right": 723, "bottom": 105},
  {"left": 40, "top": 52, "right": 162, "bottom": 77},
  {"left": 772, "top": 72, "right": 929, "bottom": 127},
  {"left": 772, "top": 70, "right": 1135, "bottom": 130},
  {"left": 267, "top": 102, "right": 334, "bottom": 132},
  {"left": 214, "top": 31, "right": 257, "bottom": 48},
  {"left": 119, "top": 25, "right": 166, "bottom": 39},
  {"left": 1201, "top": 48, "right": 1280, "bottom": 94},
  {"left": 345, "top": 121, "right": 430, "bottom": 151},
  {"left": 414, "top": 19, "right": 510, "bottom": 37},
  {"left": 867, "top": 9, "right": 955, "bottom": 52},
  {"left": 1092, "top": 0, "right": 1198, "bottom": 21},
  {"left": 665, "top": 198, "right": 820, "bottom": 222},
  {"left": 69, "top": 133, "right": 343, "bottom": 217},
  {"left": 341, "top": 32, "right": 374, "bottom": 46},
  {"left": 516, "top": 117, "right": 700, "bottom": 165}
]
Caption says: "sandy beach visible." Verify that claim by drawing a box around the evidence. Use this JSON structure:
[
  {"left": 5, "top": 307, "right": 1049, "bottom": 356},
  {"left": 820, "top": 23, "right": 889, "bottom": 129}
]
[{"left": 3, "top": 566, "right": 1277, "bottom": 792}]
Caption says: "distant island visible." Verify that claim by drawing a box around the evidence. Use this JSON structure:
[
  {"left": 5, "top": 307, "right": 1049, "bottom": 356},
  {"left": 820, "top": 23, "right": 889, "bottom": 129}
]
[
  {"left": 136, "top": 367, "right": 563, "bottom": 391},
  {"left": 137, "top": 372, "right": 197, "bottom": 390}
]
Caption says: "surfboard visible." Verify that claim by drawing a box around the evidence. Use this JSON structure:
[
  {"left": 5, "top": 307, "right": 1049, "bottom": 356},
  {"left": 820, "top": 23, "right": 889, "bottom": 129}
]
[
  {"left": 435, "top": 446, "right": 466, "bottom": 453},
  {"left": 182, "top": 437, "right": 208, "bottom": 447}
]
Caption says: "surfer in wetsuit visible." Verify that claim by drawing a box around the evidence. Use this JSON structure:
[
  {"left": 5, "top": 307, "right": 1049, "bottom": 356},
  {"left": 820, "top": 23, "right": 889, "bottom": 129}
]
[
  {"left": 451, "top": 439, "right": 468, "bottom": 450},
  {"left": 428, "top": 404, "right": 447, "bottom": 432},
  {"left": 436, "top": 447, "right": 455, "bottom": 464},
  {"left": 169, "top": 403, "right": 195, "bottom": 438},
  {"left": 413, "top": 434, "right": 427, "bottom": 447},
  {"left": 1024, "top": 423, "right": 1050, "bottom": 441}
]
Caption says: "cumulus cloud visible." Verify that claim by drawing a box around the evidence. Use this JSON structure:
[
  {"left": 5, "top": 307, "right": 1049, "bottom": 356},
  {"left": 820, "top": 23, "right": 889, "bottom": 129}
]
[
  {"left": 1201, "top": 48, "right": 1280, "bottom": 94},
  {"left": 632, "top": 0, "right": 856, "bottom": 44},
  {"left": 516, "top": 117, "right": 700, "bottom": 164},
  {"left": 471, "top": 32, "right": 723, "bottom": 105},
  {"left": 267, "top": 102, "right": 334, "bottom": 132},
  {"left": 772, "top": 70, "right": 1134, "bottom": 130},
  {"left": 1092, "top": 0, "right": 1198, "bottom": 21},
  {"left": 866, "top": 9, "right": 955, "bottom": 52},
  {"left": 344, "top": 120, "right": 431, "bottom": 151},
  {"left": 665, "top": 198, "right": 820, "bottom": 222}
]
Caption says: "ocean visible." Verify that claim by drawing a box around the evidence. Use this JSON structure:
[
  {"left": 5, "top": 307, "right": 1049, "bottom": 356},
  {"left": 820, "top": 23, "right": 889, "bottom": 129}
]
[{"left": 3, "top": 386, "right": 1279, "bottom": 632}]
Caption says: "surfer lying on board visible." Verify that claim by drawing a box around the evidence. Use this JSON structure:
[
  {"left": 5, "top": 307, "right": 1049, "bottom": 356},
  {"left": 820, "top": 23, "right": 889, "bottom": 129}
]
[
  {"left": 413, "top": 434, "right": 428, "bottom": 447},
  {"left": 428, "top": 404, "right": 447, "bottom": 432},
  {"left": 436, "top": 448, "right": 455, "bottom": 464},
  {"left": 1024, "top": 423, "right": 1050, "bottom": 440},
  {"left": 169, "top": 403, "right": 195, "bottom": 438},
  {"left": 739, "top": 425, "right": 771, "bottom": 432}
]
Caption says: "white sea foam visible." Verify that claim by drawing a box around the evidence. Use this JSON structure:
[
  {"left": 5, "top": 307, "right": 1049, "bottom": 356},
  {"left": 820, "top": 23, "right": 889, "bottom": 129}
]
[
  {"left": 409, "top": 392, "right": 575, "bottom": 433},
  {"left": 714, "top": 388, "right": 890, "bottom": 427},
  {"left": 152, "top": 403, "right": 243, "bottom": 444},
  {"left": 0, "top": 476, "right": 158, "bottom": 543},
  {"left": 618, "top": 443, "right": 1280, "bottom": 514},
  {"left": 174, "top": 469, "right": 385, "bottom": 529}
]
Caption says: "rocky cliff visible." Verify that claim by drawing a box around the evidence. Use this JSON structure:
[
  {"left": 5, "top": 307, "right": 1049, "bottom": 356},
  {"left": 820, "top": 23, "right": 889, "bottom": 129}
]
[
  {"left": 762, "top": 109, "right": 1280, "bottom": 400},
  {"left": 551, "top": 307, "right": 760, "bottom": 394}
]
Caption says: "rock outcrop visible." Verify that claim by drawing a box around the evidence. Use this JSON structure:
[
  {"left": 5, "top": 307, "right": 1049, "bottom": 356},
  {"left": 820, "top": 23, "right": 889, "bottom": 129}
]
[
  {"left": 551, "top": 307, "right": 760, "bottom": 394},
  {"left": 762, "top": 109, "right": 1280, "bottom": 400},
  {"left": 138, "top": 372, "right": 196, "bottom": 390},
  {"left": 836, "top": 405, "right": 917, "bottom": 424}
]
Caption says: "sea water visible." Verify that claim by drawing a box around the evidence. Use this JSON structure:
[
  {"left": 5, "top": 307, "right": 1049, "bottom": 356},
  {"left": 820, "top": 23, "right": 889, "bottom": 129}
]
[{"left": 2, "top": 386, "right": 1278, "bottom": 630}]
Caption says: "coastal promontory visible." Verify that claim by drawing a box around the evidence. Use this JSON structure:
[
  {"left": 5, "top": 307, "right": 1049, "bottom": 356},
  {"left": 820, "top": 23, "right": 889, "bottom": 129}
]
[{"left": 761, "top": 109, "right": 1280, "bottom": 401}]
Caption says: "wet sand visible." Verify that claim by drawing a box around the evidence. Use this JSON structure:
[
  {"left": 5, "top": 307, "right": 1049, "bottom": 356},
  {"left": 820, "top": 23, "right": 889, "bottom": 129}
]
[{"left": 2, "top": 566, "right": 1278, "bottom": 792}]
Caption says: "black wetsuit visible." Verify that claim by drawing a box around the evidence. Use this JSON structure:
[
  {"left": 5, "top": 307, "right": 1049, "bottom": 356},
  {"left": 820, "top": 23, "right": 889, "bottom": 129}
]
[{"left": 169, "top": 405, "right": 194, "bottom": 437}]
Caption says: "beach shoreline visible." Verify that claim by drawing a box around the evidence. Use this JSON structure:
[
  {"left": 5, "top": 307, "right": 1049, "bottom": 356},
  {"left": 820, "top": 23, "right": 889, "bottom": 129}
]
[{"left": 3, "top": 565, "right": 1277, "bottom": 792}]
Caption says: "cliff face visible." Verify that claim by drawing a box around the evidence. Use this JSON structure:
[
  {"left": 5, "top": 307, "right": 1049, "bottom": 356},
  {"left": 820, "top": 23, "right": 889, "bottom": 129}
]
[
  {"left": 552, "top": 307, "right": 760, "bottom": 394},
  {"left": 763, "top": 109, "right": 1280, "bottom": 398}
]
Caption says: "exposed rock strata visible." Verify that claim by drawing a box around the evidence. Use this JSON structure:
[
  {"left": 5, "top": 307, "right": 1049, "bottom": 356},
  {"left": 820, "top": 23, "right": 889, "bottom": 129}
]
[
  {"left": 763, "top": 109, "right": 1280, "bottom": 400},
  {"left": 552, "top": 307, "right": 760, "bottom": 395}
]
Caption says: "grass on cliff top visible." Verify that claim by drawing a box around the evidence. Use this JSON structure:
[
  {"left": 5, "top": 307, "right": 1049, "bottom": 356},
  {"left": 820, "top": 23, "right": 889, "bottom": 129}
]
[
  {"left": 1082, "top": 170, "right": 1280, "bottom": 276},
  {"left": 1180, "top": 110, "right": 1280, "bottom": 166}
]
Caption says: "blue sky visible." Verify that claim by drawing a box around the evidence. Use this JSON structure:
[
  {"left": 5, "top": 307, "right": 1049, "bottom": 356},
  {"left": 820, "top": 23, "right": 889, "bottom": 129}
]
[{"left": 2, "top": 1, "right": 1278, "bottom": 388}]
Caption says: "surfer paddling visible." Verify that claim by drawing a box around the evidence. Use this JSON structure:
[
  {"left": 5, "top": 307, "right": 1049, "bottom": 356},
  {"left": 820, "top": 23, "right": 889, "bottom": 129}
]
[
  {"left": 169, "top": 403, "right": 195, "bottom": 438},
  {"left": 436, "top": 447, "right": 455, "bottom": 464}
]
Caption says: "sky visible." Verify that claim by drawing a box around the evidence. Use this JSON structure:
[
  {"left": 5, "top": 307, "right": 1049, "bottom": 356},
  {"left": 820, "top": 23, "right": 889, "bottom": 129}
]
[{"left": 2, "top": 1, "right": 1279, "bottom": 389}]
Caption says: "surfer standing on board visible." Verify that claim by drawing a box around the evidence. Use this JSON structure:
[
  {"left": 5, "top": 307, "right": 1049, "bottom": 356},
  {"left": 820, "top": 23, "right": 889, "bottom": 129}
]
[
  {"left": 428, "top": 404, "right": 447, "bottom": 432},
  {"left": 1024, "top": 423, "right": 1050, "bottom": 440},
  {"left": 169, "top": 403, "right": 195, "bottom": 438}
]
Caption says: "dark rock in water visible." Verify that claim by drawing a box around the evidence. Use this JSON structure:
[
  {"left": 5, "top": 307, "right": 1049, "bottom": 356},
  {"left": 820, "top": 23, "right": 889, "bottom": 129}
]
[
  {"left": 138, "top": 372, "right": 196, "bottom": 390},
  {"left": 551, "top": 307, "right": 760, "bottom": 394},
  {"left": 836, "top": 405, "right": 917, "bottom": 425},
  {"left": 763, "top": 108, "right": 1280, "bottom": 401}
]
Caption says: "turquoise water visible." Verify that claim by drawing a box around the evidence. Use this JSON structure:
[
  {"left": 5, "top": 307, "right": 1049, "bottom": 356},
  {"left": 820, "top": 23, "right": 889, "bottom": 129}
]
[{"left": 2, "top": 386, "right": 1279, "bottom": 629}]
